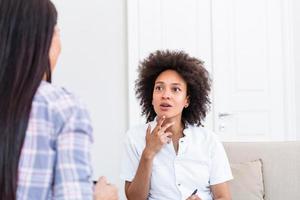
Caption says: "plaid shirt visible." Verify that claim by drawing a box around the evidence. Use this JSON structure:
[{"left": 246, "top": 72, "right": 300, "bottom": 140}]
[{"left": 17, "top": 81, "right": 94, "bottom": 200}]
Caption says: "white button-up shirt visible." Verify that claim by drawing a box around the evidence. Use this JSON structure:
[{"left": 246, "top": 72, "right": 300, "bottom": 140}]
[{"left": 120, "top": 121, "right": 233, "bottom": 200}]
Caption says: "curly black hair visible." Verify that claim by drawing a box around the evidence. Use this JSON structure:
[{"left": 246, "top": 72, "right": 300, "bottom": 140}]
[{"left": 135, "top": 50, "right": 211, "bottom": 126}]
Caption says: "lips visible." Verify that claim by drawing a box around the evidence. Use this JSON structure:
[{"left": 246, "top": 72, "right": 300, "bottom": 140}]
[
  {"left": 160, "top": 102, "right": 172, "bottom": 107},
  {"left": 159, "top": 103, "right": 172, "bottom": 111}
]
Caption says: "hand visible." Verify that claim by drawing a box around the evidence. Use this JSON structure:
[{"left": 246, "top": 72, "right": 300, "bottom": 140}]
[
  {"left": 144, "top": 116, "right": 174, "bottom": 158},
  {"left": 186, "top": 194, "right": 202, "bottom": 200},
  {"left": 93, "top": 176, "right": 119, "bottom": 200}
]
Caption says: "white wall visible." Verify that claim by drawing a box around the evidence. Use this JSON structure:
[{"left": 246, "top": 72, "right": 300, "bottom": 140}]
[
  {"left": 51, "top": 0, "right": 128, "bottom": 196},
  {"left": 293, "top": 0, "right": 300, "bottom": 140}
]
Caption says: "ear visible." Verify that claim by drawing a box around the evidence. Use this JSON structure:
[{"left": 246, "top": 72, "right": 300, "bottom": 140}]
[
  {"left": 185, "top": 95, "right": 190, "bottom": 108},
  {"left": 49, "top": 26, "right": 61, "bottom": 71}
]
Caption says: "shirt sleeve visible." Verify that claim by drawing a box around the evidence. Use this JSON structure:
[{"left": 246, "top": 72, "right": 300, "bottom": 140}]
[
  {"left": 52, "top": 98, "right": 94, "bottom": 200},
  {"left": 209, "top": 135, "right": 233, "bottom": 185},
  {"left": 120, "top": 129, "right": 140, "bottom": 182}
]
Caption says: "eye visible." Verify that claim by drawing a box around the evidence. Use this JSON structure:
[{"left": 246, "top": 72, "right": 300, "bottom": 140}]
[
  {"left": 154, "top": 85, "right": 163, "bottom": 91},
  {"left": 172, "top": 87, "right": 181, "bottom": 92}
]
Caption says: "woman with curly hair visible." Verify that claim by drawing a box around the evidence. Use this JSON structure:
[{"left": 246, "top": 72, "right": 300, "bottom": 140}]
[{"left": 121, "top": 50, "right": 233, "bottom": 200}]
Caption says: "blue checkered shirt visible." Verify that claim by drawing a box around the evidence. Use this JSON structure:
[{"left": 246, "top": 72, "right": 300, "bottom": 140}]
[{"left": 17, "top": 81, "right": 94, "bottom": 200}]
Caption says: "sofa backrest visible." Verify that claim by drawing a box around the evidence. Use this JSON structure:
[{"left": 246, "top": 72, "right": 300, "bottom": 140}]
[{"left": 223, "top": 142, "right": 300, "bottom": 200}]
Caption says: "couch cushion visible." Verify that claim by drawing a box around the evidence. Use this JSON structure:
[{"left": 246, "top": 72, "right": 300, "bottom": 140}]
[
  {"left": 229, "top": 159, "right": 264, "bottom": 200},
  {"left": 223, "top": 142, "right": 300, "bottom": 200}
]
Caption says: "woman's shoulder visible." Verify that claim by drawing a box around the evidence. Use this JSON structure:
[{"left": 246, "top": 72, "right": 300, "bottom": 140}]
[
  {"left": 32, "top": 81, "right": 90, "bottom": 123},
  {"left": 31, "top": 81, "right": 92, "bottom": 135},
  {"left": 124, "top": 122, "right": 156, "bottom": 146},
  {"left": 34, "top": 81, "right": 85, "bottom": 109},
  {"left": 35, "top": 81, "right": 75, "bottom": 101}
]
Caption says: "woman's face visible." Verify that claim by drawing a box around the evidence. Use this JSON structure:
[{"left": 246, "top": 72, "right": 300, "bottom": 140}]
[
  {"left": 152, "top": 69, "right": 189, "bottom": 120},
  {"left": 49, "top": 26, "right": 61, "bottom": 71}
]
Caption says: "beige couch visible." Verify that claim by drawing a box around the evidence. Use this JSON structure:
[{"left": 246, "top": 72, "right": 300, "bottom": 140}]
[{"left": 223, "top": 142, "right": 300, "bottom": 200}]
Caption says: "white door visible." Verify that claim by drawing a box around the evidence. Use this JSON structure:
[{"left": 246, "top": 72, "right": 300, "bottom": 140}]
[
  {"left": 127, "top": 0, "right": 296, "bottom": 141},
  {"left": 211, "top": 0, "right": 296, "bottom": 141}
]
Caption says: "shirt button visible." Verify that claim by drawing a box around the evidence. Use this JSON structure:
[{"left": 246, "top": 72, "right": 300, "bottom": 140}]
[
  {"left": 177, "top": 183, "right": 181, "bottom": 186},
  {"left": 180, "top": 140, "right": 184, "bottom": 143}
]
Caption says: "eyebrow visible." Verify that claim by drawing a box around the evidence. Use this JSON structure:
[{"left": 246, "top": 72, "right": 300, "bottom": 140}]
[{"left": 155, "top": 81, "right": 182, "bottom": 86}]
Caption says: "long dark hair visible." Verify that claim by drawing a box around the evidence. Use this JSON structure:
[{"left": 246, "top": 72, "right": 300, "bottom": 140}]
[{"left": 0, "top": 0, "right": 57, "bottom": 199}]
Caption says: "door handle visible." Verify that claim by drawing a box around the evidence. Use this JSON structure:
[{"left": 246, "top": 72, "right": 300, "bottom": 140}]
[{"left": 218, "top": 112, "right": 233, "bottom": 118}]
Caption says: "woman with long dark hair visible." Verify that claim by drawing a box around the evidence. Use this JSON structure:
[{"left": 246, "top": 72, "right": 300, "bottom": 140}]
[{"left": 0, "top": 0, "right": 118, "bottom": 199}]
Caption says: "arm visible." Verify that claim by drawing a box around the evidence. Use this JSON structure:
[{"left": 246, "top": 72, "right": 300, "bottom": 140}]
[
  {"left": 54, "top": 131, "right": 93, "bottom": 199},
  {"left": 125, "top": 117, "right": 174, "bottom": 200},
  {"left": 124, "top": 148, "right": 155, "bottom": 200},
  {"left": 208, "top": 134, "right": 233, "bottom": 200},
  {"left": 53, "top": 101, "right": 94, "bottom": 199},
  {"left": 210, "top": 182, "right": 231, "bottom": 200}
]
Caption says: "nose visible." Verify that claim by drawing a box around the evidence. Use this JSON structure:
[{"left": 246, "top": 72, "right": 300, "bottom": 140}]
[{"left": 162, "top": 88, "right": 171, "bottom": 99}]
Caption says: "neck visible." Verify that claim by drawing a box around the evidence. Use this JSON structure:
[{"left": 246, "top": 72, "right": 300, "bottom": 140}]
[
  {"left": 42, "top": 74, "right": 47, "bottom": 80},
  {"left": 163, "top": 116, "right": 184, "bottom": 138}
]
